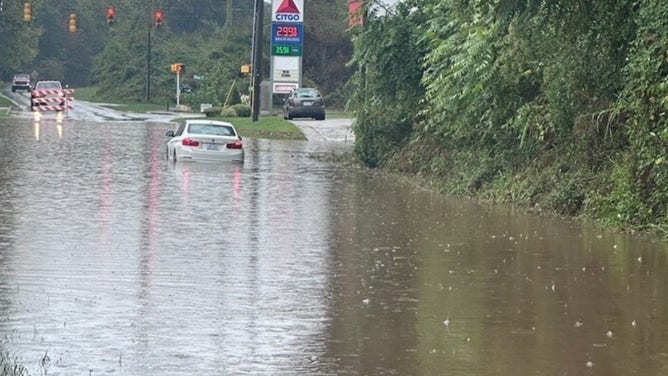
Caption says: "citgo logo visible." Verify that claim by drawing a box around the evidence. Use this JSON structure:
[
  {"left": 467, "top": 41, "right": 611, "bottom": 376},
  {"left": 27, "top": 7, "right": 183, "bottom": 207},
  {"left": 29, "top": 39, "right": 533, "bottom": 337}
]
[{"left": 275, "top": 0, "right": 301, "bottom": 21}]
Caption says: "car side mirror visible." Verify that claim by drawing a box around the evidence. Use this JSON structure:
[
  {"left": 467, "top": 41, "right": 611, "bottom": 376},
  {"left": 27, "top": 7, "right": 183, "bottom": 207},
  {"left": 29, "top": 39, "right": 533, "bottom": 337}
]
[{"left": 165, "top": 130, "right": 175, "bottom": 137}]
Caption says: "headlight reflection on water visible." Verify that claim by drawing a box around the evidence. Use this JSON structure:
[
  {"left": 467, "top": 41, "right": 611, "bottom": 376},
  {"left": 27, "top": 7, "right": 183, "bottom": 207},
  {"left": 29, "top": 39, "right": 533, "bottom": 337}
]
[{"left": 32, "top": 111, "right": 67, "bottom": 141}]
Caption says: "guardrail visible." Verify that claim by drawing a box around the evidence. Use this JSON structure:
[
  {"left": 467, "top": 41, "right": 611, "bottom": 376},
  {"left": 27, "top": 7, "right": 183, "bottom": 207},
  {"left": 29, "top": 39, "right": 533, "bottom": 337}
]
[{"left": 31, "top": 88, "right": 75, "bottom": 112}]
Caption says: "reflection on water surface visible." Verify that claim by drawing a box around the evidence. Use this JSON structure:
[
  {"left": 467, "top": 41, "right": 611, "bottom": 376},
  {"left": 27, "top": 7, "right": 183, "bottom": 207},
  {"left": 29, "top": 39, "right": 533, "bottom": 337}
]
[{"left": 0, "top": 118, "right": 667, "bottom": 375}]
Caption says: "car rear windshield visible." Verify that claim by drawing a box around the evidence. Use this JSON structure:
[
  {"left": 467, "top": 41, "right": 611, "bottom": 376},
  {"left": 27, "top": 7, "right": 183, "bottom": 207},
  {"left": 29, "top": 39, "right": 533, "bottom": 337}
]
[
  {"left": 188, "top": 123, "right": 235, "bottom": 136},
  {"left": 36, "top": 82, "right": 62, "bottom": 89},
  {"left": 295, "top": 89, "right": 319, "bottom": 98},
  {"left": 13, "top": 74, "right": 29, "bottom": 81}
]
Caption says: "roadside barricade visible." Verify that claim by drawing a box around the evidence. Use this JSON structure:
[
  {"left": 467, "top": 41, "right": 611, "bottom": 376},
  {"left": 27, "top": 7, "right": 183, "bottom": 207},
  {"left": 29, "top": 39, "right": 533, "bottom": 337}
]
[{"left": 31, "top": 88, "right": 75, "bottom": 112}]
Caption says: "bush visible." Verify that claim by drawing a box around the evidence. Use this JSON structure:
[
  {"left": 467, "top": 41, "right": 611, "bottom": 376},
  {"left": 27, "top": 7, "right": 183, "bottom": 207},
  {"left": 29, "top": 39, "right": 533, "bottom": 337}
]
[
  {"left": 231, "top": 104, "right": 251, "bottom": 117},
  {"left": 203, "top": 107, "right": 222, "bottom": 117},
  {"left": 222, "top": 106, "right": 237, "bottom": 117},
  {"left": 221, "top": 104, "right": 251, "bottom": 117},
  {"left": 324, "top": 91, "right": 345, "bottom": 110}
]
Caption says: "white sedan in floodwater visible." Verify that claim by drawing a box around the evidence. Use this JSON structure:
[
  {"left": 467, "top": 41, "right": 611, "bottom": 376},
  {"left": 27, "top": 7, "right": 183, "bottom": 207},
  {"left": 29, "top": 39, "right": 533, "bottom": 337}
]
[{"left": 165, "top": 120, "right": 244, "bottom": 163}]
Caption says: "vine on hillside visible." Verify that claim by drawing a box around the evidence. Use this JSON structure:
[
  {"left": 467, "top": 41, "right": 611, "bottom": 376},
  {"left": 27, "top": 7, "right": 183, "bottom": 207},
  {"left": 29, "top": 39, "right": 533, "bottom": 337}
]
[
  {"left": 348, "top": 0, "right": 428, "bottom": 167},
  {"left": 348, "top": 0, "right": 668, "bottom": 231}
]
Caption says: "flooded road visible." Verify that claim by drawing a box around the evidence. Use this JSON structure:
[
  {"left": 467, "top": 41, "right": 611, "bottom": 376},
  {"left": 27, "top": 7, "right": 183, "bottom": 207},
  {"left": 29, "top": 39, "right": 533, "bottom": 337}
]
[{"left": 1, "top": 116, "right": 668, "bottom": 375}]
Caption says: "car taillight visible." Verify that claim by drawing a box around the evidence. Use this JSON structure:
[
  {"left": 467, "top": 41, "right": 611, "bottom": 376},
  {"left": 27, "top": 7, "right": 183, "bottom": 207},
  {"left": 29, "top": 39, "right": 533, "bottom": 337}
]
[
  {"left": 182, "top": 138, "right": 200, "bottom": 147},
  {"left": 226, "top": 140, "right": 243, "bottom": 149}
]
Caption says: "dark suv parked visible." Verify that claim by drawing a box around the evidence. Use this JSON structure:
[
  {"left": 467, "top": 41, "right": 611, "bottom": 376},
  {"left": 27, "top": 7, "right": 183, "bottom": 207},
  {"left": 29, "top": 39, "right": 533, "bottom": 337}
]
[
  {"left": 282, "top": 88, "right": 326, "bottom": 120},
  {"left": 11, "top": 73, "right": 31, "bottom": 92}
]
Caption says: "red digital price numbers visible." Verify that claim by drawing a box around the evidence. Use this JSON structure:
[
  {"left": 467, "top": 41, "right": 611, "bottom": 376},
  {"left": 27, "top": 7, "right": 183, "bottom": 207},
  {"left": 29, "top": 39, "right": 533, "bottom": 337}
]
[{"left": 276, "top": 25, "right": 299, "bottom": 38}]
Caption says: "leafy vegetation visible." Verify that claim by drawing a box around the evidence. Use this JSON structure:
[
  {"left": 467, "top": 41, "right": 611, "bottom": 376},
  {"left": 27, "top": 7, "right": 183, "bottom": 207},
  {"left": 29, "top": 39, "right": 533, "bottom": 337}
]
[
  {"left": 347, "top": 0, "right": 427, "bottom": 167},
  {"left": 348, "top": 0, "right": 668, "bottom": 233},
  {"left": 0, "top": 0, "right": 353, "bottom": 108}
]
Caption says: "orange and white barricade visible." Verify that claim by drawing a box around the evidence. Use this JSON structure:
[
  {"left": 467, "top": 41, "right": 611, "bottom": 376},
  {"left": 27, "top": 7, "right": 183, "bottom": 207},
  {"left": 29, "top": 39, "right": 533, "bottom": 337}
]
[{"left": 31, "top": 88, "right": 75, "bottom": 112}]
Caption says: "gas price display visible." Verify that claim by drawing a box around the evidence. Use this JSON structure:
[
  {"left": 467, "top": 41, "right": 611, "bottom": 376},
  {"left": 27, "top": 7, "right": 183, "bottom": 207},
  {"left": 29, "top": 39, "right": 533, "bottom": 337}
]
[
  {"left": 271, "top": 23, "right": 303, "bottom": 45},
  {"left": 272, "top": 45, "right": 302, "bottom": 56}
]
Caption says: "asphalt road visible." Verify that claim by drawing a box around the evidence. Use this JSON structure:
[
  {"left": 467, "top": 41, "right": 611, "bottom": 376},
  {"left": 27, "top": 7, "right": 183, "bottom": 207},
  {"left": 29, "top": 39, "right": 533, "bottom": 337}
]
[{"left": 2, "top": 88, "right": 183, "bottom": 123}]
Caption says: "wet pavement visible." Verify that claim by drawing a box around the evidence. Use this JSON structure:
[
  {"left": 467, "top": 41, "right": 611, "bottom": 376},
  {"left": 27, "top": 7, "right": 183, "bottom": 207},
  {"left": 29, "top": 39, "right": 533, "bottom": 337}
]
[{"left": 0, "top": 116, "right": 668, "bottom": 375}]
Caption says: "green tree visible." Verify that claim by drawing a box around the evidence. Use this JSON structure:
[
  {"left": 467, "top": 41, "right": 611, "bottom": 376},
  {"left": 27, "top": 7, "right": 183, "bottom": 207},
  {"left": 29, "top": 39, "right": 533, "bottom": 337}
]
[{"left": 0, "top": 0, "right": 41, "bottom": 80}]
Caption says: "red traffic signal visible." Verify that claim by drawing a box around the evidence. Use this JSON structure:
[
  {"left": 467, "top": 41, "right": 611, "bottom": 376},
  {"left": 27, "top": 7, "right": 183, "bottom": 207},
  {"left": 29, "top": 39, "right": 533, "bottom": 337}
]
[
  {"left": 106, "top": 7, "right": 115, "bottom": 24},
  {"left": 154, "top": 10, "right": 163, "bottom": 27}
]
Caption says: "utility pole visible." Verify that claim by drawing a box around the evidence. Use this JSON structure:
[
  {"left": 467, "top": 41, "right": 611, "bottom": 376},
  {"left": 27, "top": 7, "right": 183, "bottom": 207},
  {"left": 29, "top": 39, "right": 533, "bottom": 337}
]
[
  {"left": 146, "top": 28, "right": 151, "bottom": 102},
  {"left": 225, "top": 0, "right": 233, "bottom": 30},
  {"left": 146, "top": 0, "right": 155, "bottom": 103},
  {"left": 251, "top": 0, "right": 264, "bottom": 121}
]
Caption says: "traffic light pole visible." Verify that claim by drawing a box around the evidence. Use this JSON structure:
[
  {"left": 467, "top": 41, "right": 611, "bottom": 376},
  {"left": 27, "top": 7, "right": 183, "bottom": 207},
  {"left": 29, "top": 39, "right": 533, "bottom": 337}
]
[
  {"left": 176, "top": 70, "right": 180, "bottom": 108},
  {"left": 251, "top": 0, "right": 264, "bottom": 121}
]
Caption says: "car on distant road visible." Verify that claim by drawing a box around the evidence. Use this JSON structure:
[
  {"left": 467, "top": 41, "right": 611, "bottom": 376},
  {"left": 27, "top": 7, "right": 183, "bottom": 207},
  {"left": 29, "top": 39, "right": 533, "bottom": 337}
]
[
  {"left": 165, "top": 120, "right": 244, "bottom": 163},
  {"left": 282, "top": 88, "right": 326, "bottom": 120},
  {"left": 31, "top": 80, "right": 66, "bottom": 109},
  {"left": 11, "top": 73, "right": 31, "bottom": 92}
]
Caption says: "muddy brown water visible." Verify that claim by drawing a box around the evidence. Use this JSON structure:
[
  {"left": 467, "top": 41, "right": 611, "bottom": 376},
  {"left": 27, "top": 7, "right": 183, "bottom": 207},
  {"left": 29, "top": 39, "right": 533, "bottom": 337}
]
[{"left": 0, "top": 117, "right": 667, "bottom": 375}]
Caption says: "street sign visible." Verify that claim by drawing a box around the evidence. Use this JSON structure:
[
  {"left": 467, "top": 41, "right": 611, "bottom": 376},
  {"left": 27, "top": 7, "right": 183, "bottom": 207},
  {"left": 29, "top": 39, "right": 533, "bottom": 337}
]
[{"left": 272, "top": 44, "right": 302, "bottom": 56}]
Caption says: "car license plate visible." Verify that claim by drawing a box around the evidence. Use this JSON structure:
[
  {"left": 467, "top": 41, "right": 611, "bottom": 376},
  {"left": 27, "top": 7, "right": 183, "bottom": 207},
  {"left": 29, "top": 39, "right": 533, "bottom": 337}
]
[
  {"left": 303, "top": 101, "right": 313, "bottom": 106},
  {"left": 206, "top": 143, "right": 220, "bottom": 151}
]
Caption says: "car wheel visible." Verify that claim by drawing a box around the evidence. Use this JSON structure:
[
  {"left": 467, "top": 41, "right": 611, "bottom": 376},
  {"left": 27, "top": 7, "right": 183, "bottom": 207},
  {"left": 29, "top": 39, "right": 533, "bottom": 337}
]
[
  {"left": 11, "top": 88, "right": 16, "bottom": 93},
  {"left": 317, "top": 114, "right": 326, "bottom": 121},
  {"left": 173, "top": 150, "right": 178, "bottom": 162},
  {"left": 166, "top": 147, "right": 170, "bottom": 161}
]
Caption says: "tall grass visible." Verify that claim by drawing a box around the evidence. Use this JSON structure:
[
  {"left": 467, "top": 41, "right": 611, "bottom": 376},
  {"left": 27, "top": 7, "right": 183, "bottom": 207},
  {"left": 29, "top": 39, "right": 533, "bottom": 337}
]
[{"left": 0, "top": 352, "right": 29, "bottom": 376}]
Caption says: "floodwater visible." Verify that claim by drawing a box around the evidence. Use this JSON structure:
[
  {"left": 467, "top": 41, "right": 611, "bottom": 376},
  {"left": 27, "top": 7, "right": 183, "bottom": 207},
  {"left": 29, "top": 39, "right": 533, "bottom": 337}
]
[{"left": 0, "top": 116, "right": 668, "bottom": 375}]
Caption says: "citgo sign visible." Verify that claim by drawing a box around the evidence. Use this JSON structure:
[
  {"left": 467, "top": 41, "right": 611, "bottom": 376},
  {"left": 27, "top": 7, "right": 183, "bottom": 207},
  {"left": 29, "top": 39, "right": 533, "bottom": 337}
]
[{"left": 272, "top": 0, "right": 304, "bottom": 23}]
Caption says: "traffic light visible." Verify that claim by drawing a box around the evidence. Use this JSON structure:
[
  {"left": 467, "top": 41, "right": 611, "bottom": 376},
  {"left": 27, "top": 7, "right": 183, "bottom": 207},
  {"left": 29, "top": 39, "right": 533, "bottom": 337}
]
[
  {"left": 171, "top": 64, "right": 185, "bottom": 73},
  {"left": 154, "top": 10, "right": 163, "bottom": 27},
  {"left": 106, "top": 7, "right": 115, "bottom": 25},
  {"left": 68, "top": 12, "right": 77, "bottom": 32},
  {"left": 23, "top": 2, "right": 31, "bottom": 21}
]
